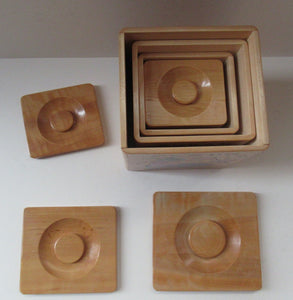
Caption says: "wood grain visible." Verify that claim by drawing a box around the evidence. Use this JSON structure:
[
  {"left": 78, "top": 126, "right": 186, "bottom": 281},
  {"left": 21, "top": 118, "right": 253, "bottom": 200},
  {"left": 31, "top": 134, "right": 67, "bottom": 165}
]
[
  {"left": 153, "top": 192, "right": 261, "bottom": 291},
  {"left": 20, "top": 206, "right": 117, "bottom": 294},
  {"left": 135, "top": 52, "right": 239, "bottom": 136},
  {"left": 121, "top": 26, "right": 258, "bottom": 42},
  {"left": 21, "top": 83, "right": 104, "bottom": 158},
  {"left": 143, "top": 58, "right": 227, "bottom": 127},
  {"left": 119, "top": 26, "right": 269, "bottom": 170},
  {"left": 132, "top": 40, "right": 255, "bottom": 145},
  {"left": 247, "top": 30, "right": 269, "bottom": 146}
]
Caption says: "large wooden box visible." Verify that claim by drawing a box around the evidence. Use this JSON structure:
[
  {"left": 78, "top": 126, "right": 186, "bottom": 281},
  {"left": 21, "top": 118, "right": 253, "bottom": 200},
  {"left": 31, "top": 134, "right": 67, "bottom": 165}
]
[{"left": 119, "top": 26, "right": 269, "bottom": 171}]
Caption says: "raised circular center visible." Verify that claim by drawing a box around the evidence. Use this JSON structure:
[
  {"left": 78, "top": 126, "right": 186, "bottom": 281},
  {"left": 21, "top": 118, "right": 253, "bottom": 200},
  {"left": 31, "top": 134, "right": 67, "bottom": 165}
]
[
  {"left": 54, "top": 233, "right": 85, "bottom": 264},
  {"left": 188, "top": 220, "right": 226, "bottom": 259},
  {"left": 171, "top": 80, "right": 198, "bottom": 105},
  {"left": 49, "top": 110, "right": 74, "bottom": 132}
]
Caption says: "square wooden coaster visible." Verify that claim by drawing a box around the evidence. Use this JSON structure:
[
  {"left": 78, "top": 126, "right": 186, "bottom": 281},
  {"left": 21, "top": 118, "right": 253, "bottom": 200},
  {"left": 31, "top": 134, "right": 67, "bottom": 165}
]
[
  {"left": 135, "top": 52, "right": 239, "bottom": 137},
  {"left": 143, "top": 59, "right": 227, "bottom": 128},
  {"left": 153, "top": 192, "right": 261, "bottom": 291},
  {"left": 21, "top": 83, "right": 104, "bottom": 158},
  {"left": 20, "top": 206, "right": 117, "bottom": 294}
]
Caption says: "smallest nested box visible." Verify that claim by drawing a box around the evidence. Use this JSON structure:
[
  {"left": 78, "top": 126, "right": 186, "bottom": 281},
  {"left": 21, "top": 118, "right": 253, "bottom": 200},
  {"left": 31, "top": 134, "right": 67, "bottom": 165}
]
[{"left": 143, "top": 59, "right": 227, "bottom": 127}]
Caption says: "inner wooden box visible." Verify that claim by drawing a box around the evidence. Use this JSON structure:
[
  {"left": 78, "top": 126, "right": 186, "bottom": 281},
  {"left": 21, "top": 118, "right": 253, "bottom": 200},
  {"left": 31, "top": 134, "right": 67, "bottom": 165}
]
[
  {"left": 119, "top": 26, "right": 269, "bottom": 170},
  {"left": 137, "top": 52, "right": 239, "bottom": 136},
  {"left": 142, "top": 58, "right": 227, "bottom": 128},
  {"left": 132, "top": 39, "right": 255, "bottom": 146}
]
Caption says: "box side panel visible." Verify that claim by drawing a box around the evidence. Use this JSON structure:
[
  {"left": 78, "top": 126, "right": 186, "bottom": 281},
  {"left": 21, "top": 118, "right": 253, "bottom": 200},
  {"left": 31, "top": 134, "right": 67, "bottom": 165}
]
[
  {"left": 247, "top": 31, "right": 269, "bottom": 146},
  {"left": 119, "top": 32, "right": 128, "bottom": 149},
  {"left": 122, "top": 26, "right": 255, "bottom": 43},
  {"left": 124, "top": 151, "right": 261, "bottom": 171}
]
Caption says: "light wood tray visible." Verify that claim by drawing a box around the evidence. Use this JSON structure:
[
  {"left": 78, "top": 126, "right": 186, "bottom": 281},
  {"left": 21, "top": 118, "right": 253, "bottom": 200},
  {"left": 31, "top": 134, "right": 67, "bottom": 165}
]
[
  {"left": 20, "top": 206, "right": 117, "bottom": 294},
  {"left": 137, "top": 52, "right": 239, "bottom": 136},
  {"left": 132, "top": 40, "right": 255, "bottom": 145},
  {"left": 153, "top": 192, "right": 261, "bottom": 291},
  {"left": 143, "top": 59, "right": 227, "bottom": 127},
  {"left": 21, "top": 84, "right": 104, "bottom": 158}
]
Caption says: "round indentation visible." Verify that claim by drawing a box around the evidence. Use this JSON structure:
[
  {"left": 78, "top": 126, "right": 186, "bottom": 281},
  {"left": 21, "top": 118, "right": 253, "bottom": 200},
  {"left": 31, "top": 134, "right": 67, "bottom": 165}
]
[
  {"left": 175, "top": 206, "right": 241, "bottom": 273},
  {"left": 54, "top": 233, "right": 85, "bottom": 264},
  {"left": 39, "top": 218, "right": 100, "bottom": 280},
  {"left": 172, "top": 80, "right": 198, "bottom": 105},
  {"left": 188, "top": 220, "right": 226, "bottom": 258},
  {"left": 37, "top": 97, "right": 86, "bottom": 144},
  {"left": 158, "top": 66, "right": 212, "bottom": 118},
  {"left": 49, "top": 110, "right": 74, "bottom": 132}
]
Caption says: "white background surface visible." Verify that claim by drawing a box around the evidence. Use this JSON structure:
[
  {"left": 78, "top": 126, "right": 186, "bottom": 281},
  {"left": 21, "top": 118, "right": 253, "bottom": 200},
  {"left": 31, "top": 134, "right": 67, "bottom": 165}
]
[{"left": 0, "top": 57, "right": 293, "bottom": 299}]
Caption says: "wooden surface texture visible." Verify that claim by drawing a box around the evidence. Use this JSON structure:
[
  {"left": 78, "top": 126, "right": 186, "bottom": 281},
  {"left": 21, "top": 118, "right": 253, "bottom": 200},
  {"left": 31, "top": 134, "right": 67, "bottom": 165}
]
[
  {"left": 153, "top": 192, "right": 261, "bottom": 290},
  {"left": 136, "top": 52, "right": 239, "bottom": 136},
  {"left": 119, "top": 26, "right": 269, "bottom": 169},
  {"left": 143, "top": 58, "right": 227, "bottom": 127},
  {"left": 21, "top": 83, "right": 104, "bottom": 158},
  {"left": 20, "top": 206, "right": 117, "bottom": 294}
]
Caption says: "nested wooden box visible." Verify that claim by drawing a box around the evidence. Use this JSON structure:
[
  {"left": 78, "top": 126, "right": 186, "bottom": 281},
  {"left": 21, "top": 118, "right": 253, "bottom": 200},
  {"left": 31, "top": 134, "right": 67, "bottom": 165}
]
[{"left": 119, "top": 26, "right": 269, "bottom": 171}]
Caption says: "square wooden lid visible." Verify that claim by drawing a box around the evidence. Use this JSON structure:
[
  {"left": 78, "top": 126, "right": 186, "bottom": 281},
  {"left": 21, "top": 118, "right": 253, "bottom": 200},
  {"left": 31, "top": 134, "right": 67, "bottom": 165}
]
[
  {"left": 153, "top": 192, "right": 261, "bottom": 291},
  {"left": 136, "top": 52, "right": 239, "bottom": 137},
  {"left": 20, "top": 206, "right": 117, "bottom": 294},
  {"left": 21, "top": 83, "right": 104, "bottom": 158},
  {"left": 144, "top": 59, "right": 227, "bottom": 128}
]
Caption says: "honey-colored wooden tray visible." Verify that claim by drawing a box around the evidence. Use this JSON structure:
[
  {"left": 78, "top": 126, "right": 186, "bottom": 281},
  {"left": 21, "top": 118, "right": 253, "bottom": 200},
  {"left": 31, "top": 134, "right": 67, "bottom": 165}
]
[
  {"left": 132, "top": 40, "right": 255, "bottom": 145},
  {"left": 20, "top": 206, "right": 117, "bottom": 294},
  {"left": 21, "top": 83, "right": 104, "bottom": 158},
  {"left": 136, "top": 52, "right": 239, "bottom": 136},
  {"left": 143, "top": 58, "right": 227, "bottom": 127},
  {"left": 153, "top": 192, "right": 261, "bottom": 291}
]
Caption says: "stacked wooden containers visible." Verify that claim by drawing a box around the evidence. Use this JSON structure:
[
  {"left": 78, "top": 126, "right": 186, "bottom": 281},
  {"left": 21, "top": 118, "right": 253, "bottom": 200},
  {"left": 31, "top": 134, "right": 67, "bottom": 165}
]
[{"left": 119, "top": 26, "right": 269, "bottom": 170}]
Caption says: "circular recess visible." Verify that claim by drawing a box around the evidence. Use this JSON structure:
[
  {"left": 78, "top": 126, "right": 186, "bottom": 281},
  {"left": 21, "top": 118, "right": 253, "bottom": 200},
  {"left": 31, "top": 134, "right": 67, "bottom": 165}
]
[
  {"left": 175, "top": 206, "right": 241, "bottom": 273},
  {"left": 158, "top": 66, "right": 213, "bottom": 118},
  {"left": 54, "top": 233, "right": 85, "bottom": 264},
  {"left": 39, "top": 218, "right": 100, "bottom": 280},
  {"left": 49, "top": 110, "right": 74, "bottom": 132},
  {"left": 187, "top": 220, "right": 226, "bottom": 259},
  {"left": 171, "top": 80, "right": 198, "bottom": 105},
  {"left": 37, "top": 97, "right": 86, "bottom": 144}
]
